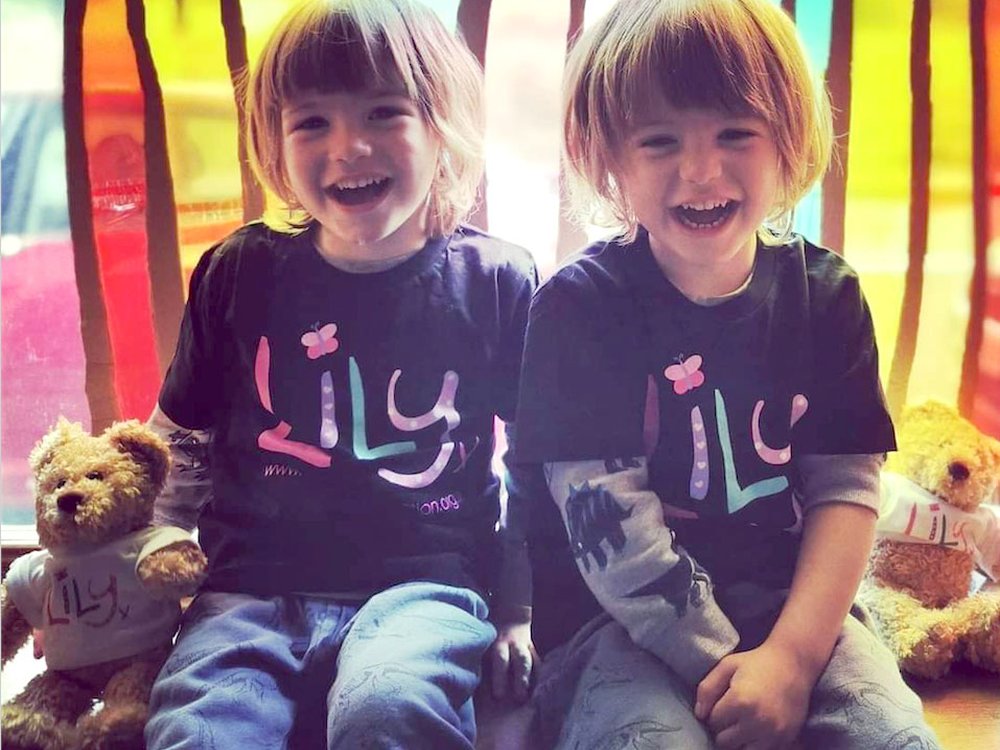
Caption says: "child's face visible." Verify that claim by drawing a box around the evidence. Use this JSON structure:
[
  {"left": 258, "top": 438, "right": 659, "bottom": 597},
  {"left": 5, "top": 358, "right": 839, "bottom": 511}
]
[
  {"left": 616, "top": 98, "right": 782, "bottom": 296},
  {"left": 281, "top": 88, "right": 441, "bottom": 259}
]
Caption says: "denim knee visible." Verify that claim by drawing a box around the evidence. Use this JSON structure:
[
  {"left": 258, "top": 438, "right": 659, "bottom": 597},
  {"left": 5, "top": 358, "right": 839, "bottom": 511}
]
[{"left": 328, "top": 671, "right": 474, "bottom": 749}]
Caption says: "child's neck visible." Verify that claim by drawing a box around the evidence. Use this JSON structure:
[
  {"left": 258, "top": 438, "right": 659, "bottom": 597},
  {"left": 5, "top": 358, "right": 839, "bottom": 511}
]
[
  {"left": 315, "top": 243, "right": 425, "bottom": 274},
  {"left": 313, "top": 225, "right": 431, "bottom": 274},
  {"left": 648, "top": 235, "right": 757, "bottom": 304},
  {"left": 664, "top": 261, "right": 755, "bottom": 305},
  {"left": 691, "top": 268, "right": 755, "bottom": 306}
]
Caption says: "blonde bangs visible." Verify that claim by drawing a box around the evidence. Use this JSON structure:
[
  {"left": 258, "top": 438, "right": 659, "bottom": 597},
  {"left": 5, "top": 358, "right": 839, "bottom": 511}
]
[
  {"left": 563, "top": 0, "right": 832, "bottom": 240},
  {"left": 246, "top": 0, "right": 485, "bottom": 235}
]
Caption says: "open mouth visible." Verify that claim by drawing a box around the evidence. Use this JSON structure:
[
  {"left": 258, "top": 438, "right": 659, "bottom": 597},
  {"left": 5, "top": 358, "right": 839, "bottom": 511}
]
[
  {"left": 328, "top": 176, "right": 391, "bottom": 207},
  {"left": 672, "top": 200, "right": 737, "bottom": 230}
]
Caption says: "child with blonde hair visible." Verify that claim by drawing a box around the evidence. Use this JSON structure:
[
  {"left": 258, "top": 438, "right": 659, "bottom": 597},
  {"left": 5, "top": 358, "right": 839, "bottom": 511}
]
[
  {"left": 516, "top": 1, "right": 941, "bottom": 747},
  {"left": 144, "top": 1, "right": 536, "bottom": 747}
]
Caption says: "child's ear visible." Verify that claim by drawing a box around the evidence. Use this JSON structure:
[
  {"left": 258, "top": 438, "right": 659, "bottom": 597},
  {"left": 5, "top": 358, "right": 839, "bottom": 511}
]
[
  {"left": 28, "top": 417, "right": 86, "bottom": 473},
  {"left": 104, "top": 420, "right": 172, "bottom": 491}
]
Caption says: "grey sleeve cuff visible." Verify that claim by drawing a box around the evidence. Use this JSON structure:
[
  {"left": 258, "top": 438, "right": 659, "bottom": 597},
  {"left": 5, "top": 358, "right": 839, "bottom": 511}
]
[{"left": 796, "top": 453, "right": 884, "bottom": 515}]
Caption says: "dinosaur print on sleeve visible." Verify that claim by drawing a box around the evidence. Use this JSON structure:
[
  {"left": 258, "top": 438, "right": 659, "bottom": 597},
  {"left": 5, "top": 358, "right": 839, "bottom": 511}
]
[
  {"left": 546, "top": 459, "right": 739, "bottom": 683},
  {"left": 565, "top": 481, "right": 633, "bottom": 572},
  {"left": 623, "top": 533, "right": 710, "bottom": 617}
]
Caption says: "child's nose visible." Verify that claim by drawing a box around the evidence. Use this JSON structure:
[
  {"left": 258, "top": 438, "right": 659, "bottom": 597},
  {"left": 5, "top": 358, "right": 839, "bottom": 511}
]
[
  {"left": 678, "top": 147, "right": 722, "bottom": 184},
  {"left": 329, "top": 126, "right": 372, "bottom": 162}
]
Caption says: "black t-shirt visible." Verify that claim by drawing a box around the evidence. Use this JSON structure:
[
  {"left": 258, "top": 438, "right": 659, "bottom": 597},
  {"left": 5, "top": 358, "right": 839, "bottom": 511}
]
[
  {"left": 516, "top": 232, "right": 894, "bottom": 652},
  {"left": 160, "top": 222, "right": 538, "bottom": 597}
]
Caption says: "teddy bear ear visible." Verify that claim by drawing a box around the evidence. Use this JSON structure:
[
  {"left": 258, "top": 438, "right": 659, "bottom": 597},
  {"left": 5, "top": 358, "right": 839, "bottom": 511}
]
[
  {"left": 29, "top": 417, "right": 87, "bottom": 473},
  {"left": 989, "top": 435, "right": 1000, "bottom": 472},
  {"left": 104, "top": 420, "right": 172, "bottom": 490},
  {"left": 899, "top": 400, "right": 952, "bottom": 427}
]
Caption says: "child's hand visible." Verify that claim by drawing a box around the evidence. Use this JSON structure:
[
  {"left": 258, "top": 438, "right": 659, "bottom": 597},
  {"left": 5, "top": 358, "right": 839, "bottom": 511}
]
[
  {"left": 489, "top": 621, "right": 537, "bottom": 703},
  {"left": 695, "top": 641, "right": 814, "bottom": 749}
]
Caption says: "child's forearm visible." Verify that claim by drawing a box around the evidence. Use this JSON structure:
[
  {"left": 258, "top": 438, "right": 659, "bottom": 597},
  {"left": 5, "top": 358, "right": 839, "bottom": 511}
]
[
  {"left": 767, "top": 502, "right": 877, "bottom": 680},
  {"left": 148, "top": 404, "right": 213, "bottom": 531},
  {"left": 489, "top": 537, "right": 535, "bottom": 700},
  {"left": 492, "top": 446, "right": 540, "bottom": 624},
  {"left": 546, "top": 458, "right": 738, "bottom": 684},
  {"left": 493, "top": 529, "right": 532, "bottom": 624}
]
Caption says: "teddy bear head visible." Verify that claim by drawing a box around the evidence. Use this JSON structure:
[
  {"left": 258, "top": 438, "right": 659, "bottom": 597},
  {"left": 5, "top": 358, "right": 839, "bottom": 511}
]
[
  {"left": 886, "top": 401, "right": 1000, "bottom": 512},
  {"left": 29, "top": 418, "right": 171, "bottom": 549}
]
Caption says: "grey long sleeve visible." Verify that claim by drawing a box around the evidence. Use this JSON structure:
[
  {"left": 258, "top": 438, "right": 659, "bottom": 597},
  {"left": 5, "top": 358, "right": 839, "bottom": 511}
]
[
  {"left": 148, "top": 404, "right": 213, "bottom": 532},
  {"left": 545, "top": 457, "right": 738, "bottom": 683}
]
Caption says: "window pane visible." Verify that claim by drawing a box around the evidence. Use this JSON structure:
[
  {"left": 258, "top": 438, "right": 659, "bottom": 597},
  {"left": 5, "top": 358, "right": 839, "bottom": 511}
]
[{"left": 1, "top": 0, "right": 89, "bottom": 529}]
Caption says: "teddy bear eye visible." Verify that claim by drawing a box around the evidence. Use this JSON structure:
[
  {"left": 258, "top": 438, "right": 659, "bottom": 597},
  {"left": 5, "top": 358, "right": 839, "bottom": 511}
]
[
  {"left": 54, "top": 478, "right": 67, "bottom": 489},
  {"left": 86, "top": 471, "right": 104, "bottom": 481}
]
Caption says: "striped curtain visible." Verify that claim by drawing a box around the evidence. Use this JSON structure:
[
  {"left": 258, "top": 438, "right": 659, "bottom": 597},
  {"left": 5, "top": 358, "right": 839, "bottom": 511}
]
[{"left": 1, "top": 0, "right": 997, "bottom": 523}]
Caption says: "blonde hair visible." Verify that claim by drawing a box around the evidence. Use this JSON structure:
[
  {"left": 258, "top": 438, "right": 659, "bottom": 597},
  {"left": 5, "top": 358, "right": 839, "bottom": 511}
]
[
  {"left": 246, "top": 0, "right": 484, "bottom": 235},
  {"left": 562, "top": 0, "right": 833, "bottom": 241}
]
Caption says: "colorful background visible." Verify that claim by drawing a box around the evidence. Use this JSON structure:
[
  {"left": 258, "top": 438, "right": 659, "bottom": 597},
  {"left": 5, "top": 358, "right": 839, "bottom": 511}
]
[{"left": 1, "top": 0, "right": 998, "bottom": 529}]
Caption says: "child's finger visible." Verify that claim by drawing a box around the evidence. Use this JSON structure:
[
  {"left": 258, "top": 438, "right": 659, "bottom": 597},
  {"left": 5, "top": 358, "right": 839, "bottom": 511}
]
[
  {"left": 712, "top": 721, "right": 752, "bottom": 750},
  {"left": 695, "top": 657, "right": 737, "bottom": 721},
  {"left": 490, "top": 642, "right": 510, "bottom": 699},
  {"left": 510, "top": 646, "right": 533, "bottom": 701}
]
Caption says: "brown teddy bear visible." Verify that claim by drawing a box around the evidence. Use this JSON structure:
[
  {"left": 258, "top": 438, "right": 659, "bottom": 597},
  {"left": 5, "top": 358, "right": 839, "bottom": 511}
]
[
  {"left": 1, "top": 418, "right": 207, "bottom": 750},
  {"left": 858, "top": 401, "right": 1000, "bottom": 679}
]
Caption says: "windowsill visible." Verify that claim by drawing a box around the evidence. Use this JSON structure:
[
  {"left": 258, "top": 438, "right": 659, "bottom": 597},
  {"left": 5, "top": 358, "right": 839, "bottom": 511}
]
[
  {"left": 1, "top": 524, "right": 39, "bottom": 548},
  {"left": 1, "top": 525, "right": 39, "bottom": 576}
]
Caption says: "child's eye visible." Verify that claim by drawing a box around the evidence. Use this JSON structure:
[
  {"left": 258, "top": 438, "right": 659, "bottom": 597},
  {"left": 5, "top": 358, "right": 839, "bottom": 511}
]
[
  {"left": 719, "top": 129, "right": 757, "bottom": 143},
  {"left": 369, "top": 106, "right": 408, "bottom": 121},
  {"left": 638, "top": 135, "right": 677, "bottom": 149},
  {"left": 291, "top": 115, "right": 327, "bottom": 132}
]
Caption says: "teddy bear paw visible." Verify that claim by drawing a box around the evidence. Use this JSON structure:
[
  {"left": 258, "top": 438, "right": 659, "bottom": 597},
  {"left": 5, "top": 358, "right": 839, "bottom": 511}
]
[
  {"left": 1, "top": 704, "right": 78, "bottom": 750},
  {"left": 137, "top": 543, "right": 208, "bottom": 601},
  {"left": 960, "top": 612, "right": 1000, "bottom": 674},
  {"left": 76, "top": 704, "right": 148, "bottom": 750},
  {"left": 898, "top": 619, "right": 960, "bottom": 679}
]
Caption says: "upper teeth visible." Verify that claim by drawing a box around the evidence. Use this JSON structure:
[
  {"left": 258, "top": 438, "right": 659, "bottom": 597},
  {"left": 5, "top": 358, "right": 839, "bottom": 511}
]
[
  {"left": 335, "top": 176, "right": 385, "bottom": 190},
  {"left": 680, "top": 200, "right": 729, "bottom": 211}
]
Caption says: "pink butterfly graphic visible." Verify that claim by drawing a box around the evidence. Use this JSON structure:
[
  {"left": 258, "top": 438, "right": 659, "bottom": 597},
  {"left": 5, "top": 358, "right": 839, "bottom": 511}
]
[
  {"left": 301, "top": 323, "right": 339, "bottom": 360},
  {"left": 664, "top": 354, "right": 705, "bottom": 395}
]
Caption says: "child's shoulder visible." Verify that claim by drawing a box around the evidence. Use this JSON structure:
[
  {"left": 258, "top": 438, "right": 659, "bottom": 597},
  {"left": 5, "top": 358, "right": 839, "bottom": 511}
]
[
  {"left": 783, "top": 234, "right": 864, "bottom": 290},
  {"left": 537, "top": 237, "right": 634, "bottom": 301},
  {"left": 193, "top": 221, "right": 299, "bottom": 277},
  {"left": 185, "top": 221, "right": 299, "bottom": 298},
  {"left": 767, "top": 235, "right": 871, "bottom": 318},
  {"left": 208, "top": 221, "right": 296, "bottom": 262},
  {"left": 448, "top": 224, "right": 537, "bottom": 280}
]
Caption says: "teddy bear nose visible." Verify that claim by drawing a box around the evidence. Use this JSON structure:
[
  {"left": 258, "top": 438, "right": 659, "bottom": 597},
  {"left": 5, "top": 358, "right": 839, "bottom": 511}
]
[
  {"left": 57, "top": 492, "right": 85, "bottom": 514},
  {"left": 947, "top": 461, "right": 970, "bottom": 482}
]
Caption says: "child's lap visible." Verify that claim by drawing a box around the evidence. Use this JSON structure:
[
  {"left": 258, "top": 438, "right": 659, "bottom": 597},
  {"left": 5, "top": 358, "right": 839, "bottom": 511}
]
[
  {"left": 531, "top": 614, "right": 713, "bottom": 750},
  {"left": 160, "top": 583, "right": 494, "bottom": 683},
  {"left": 803, "top": 614, "right": 941, "bottom": 748},
  {"left": 148, "top": 584, "right": 496, "bottom": 747},
  {"left": 531, "top": 611, "right": 941, "bottom": 750},
  {"left": 146, "top": 592, "right": 358, "bottom": 748}
]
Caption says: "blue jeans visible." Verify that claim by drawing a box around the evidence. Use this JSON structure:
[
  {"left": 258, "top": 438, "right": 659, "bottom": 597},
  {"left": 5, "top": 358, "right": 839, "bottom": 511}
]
[
  {"left": 145, "top": 582, "right": 496, "bottom": 749},
  {"left": 533, "top": 606, "right": 941, "bottom": 749}
]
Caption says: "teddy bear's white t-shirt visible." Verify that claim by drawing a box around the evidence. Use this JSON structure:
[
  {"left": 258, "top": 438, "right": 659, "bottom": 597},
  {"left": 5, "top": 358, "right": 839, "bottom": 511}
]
[
  {"left": 5, "top": 526, "right": 193, "bottom": 669},
  {"left": 877, "top": 471, "right": 1000, "bottom": 581}
]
